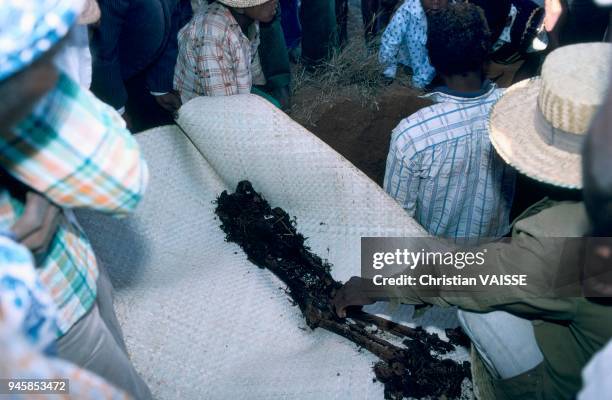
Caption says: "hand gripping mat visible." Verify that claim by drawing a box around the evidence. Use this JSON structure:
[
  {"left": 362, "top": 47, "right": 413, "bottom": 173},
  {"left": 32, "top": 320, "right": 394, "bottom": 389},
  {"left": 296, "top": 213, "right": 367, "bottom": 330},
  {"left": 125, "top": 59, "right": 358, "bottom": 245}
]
[{"left": 77, "top": 95, "right": 465, "bottom": 399}]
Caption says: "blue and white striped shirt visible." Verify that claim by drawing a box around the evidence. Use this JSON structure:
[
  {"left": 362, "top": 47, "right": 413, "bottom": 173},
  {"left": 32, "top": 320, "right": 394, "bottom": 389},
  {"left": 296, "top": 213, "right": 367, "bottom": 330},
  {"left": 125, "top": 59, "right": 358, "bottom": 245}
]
[{"left": 383, "top": 82, "right": 515, "bottom": 242}]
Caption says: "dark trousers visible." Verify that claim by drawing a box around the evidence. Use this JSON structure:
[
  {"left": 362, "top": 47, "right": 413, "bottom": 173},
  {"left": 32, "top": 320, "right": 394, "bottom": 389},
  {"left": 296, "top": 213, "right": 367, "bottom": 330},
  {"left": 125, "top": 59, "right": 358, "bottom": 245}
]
[
  {"left": 280, "top": 0, "right": 302, "bottom": 49},
  {"left": 259, "top": 8, "right": 292, "bottom": 91},
  {"left": 361, "top": 0, "right": 399, "bottom": 42},
  {"left": 560, "top": 0, "right": 610, "bottom": 45},
  {"left": 300, "top": 0, "right": 339, "bottom": 64}
]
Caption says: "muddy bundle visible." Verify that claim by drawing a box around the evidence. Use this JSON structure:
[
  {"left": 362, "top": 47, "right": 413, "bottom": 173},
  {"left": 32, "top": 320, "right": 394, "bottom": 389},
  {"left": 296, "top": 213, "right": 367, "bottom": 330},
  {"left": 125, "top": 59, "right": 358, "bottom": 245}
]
[{"left": 215, "top": 181, "right": 471, "bottom": 400}]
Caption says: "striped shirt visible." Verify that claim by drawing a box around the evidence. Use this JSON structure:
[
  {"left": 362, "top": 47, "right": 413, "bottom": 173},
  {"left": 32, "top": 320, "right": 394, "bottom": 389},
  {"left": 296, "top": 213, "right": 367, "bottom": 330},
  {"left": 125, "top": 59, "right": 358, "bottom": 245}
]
[
  {"left": 174, "top": 2, "right": 265, "bottom": 102},
  {"left": 384, "top": 82, "right": 515, "bottom": 242},
  {"left": 0, "top": 72, "right": 149, "bottom": 335}
]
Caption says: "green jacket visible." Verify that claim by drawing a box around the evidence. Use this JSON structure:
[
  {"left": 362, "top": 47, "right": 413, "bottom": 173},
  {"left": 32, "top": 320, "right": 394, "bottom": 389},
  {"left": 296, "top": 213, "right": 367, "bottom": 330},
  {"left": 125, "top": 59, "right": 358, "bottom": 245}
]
[{"left": 396, "top": 201, "right": 612, "bottom": 399}]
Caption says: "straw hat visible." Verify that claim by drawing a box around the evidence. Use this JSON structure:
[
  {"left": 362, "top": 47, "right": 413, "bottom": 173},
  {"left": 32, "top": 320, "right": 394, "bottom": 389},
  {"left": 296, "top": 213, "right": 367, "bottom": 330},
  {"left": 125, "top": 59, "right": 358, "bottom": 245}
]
[
  {"left": 217, "top": 0, "right": 271, "bottom": 8},
  {"left": 489, "top": 43, "right": 612, "bottom": 189}
]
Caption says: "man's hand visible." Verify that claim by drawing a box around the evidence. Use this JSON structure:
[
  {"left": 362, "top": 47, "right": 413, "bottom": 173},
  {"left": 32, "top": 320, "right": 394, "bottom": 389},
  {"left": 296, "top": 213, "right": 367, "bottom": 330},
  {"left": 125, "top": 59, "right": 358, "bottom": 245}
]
[
  {"left": 154, "top": 92, "right": 182, "bottom": 115},
  {"left": 544, "top": 0, "right": 563, "bottom": 32},
  {"left": 121, "top": 111, "right": 133, "bottom": 131},
  {"left": 10, "top": 192, "right": 61, "bottom": 255},
  {"left": 332, "top": 276, "right": 378, "bottom": 318}
]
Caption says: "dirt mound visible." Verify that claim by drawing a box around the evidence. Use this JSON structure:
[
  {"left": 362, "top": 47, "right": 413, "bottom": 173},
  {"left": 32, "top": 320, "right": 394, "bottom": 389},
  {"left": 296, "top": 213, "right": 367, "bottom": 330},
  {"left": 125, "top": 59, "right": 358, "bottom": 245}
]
[{"left": 301, "top": 85, "right": 433, "bottom": 185}]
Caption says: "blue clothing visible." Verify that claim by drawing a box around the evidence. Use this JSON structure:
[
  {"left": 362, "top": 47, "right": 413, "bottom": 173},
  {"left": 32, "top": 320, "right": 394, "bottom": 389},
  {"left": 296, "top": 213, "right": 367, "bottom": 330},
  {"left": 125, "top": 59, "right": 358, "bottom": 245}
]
[
  {"left": 383, "top": 82, "right": 516, "bottom": 242},
  {"left": 0, "top": 235, "right": 58, "bottom": 351},
  {"left": 378, "top": 0, "right": 435, "bottom": 88},
  {"left": 91, "top": 0, "right": 193, "bottom": 109},
  {"left": 0, "top": 0, "right": 80, "bottom": 81},
  {"left": 280, "top": 0, "right": 301, "bottom": 49}
]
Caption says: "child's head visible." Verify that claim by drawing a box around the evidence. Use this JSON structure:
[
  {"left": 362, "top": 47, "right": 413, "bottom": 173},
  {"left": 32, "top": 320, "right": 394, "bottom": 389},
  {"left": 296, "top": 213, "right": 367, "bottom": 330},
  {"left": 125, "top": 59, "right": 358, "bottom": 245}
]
[
  {"left": 426, "top": 3, "right": 491, "bottom": 78},
  {"left": 421, "top": 0, "right": 449, "bottom": 11}
]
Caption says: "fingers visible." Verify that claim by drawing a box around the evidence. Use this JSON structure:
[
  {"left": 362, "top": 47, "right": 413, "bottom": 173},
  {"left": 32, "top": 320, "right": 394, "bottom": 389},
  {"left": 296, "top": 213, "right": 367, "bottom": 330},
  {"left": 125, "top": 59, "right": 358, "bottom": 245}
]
[
  {"left": 155, "top": 94, "right": 182, "bottom": 113},
  {"left": 10, "top": 192, "right": 61, "bottom": 254},
  {"left": 21, "top": 205, "right": 60, "bottom": 254},
  {"left": 10, "top": 192, "right": 49, "bottom": 240}
]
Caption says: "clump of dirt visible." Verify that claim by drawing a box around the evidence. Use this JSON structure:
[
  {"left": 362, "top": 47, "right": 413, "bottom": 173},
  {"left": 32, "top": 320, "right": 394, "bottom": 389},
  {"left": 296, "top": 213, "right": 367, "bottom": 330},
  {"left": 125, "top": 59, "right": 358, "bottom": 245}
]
[
  {"left": 295, "top": 85, "right": 433, "bottom": 185},
  {"left": 446, "top": 327, "right": 472, "bottom": 349},
  {"left": 215, "top": 181, "right": 471, "bottom": 400}
]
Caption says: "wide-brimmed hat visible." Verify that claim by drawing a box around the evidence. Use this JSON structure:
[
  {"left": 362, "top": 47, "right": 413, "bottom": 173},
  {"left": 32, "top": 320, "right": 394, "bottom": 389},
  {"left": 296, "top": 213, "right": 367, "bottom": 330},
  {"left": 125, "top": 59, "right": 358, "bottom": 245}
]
[
  {"left": 489, "top": 43, "right": 612, "bottom": 189},
  {"left": 217, "top": 0, "right": 272, "bottom": 8},
  {"left": 0, "top": 0, "right": 84, "bottom": 82}
]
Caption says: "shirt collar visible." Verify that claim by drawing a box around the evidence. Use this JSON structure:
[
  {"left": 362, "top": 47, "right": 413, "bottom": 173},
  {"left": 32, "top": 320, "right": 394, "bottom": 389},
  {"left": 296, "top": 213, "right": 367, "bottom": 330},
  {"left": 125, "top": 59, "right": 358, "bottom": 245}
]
[{"left": 423, "top": 80, "right": 498, "bottom": 103}]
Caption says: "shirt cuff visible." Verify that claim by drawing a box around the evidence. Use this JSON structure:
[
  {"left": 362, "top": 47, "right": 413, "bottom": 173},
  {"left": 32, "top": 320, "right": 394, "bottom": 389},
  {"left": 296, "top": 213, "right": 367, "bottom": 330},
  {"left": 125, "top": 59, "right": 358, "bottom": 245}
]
[{"left": 150, "top": 91, "right": 169, "bottom": 97}]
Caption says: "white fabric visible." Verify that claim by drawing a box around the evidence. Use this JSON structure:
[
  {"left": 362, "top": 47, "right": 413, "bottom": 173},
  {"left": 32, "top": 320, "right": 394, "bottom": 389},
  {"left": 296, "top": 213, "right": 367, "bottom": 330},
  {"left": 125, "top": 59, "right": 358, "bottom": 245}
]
[
  {"left": 77, "top": 94, "right": 468, "bottom": 399},
  {"left": 54, "top": 26, "right": 92, "bottom": 88},
  {"left": 579, "top": 340, "right": 612, "bottom": 400},
  {"left": 458, "top": 310, "right": 544, "bottom": 380}
]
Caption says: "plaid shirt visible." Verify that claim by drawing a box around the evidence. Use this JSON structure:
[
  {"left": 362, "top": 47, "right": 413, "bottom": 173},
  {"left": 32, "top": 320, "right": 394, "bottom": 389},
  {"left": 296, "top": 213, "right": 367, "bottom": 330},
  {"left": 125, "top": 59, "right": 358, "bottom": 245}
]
[
  {"left": 174, "top": 2, "right": 265, "bottom": 102},
  {"left": 0, "top": 72, "right": 149, "bottom": 335},
  {"left": 384, "top": 82, "right": 515, "bottom": 242}
]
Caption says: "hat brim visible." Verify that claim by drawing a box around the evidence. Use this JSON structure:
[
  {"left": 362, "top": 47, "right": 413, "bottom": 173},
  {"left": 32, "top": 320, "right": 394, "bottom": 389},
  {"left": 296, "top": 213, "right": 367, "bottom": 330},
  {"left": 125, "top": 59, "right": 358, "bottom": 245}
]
[
  {"left": 217, "top": 0, "right": 272, "bottom": 8},
  {"left": 489, "top": 78, "right": 582, "bottom": 189}
]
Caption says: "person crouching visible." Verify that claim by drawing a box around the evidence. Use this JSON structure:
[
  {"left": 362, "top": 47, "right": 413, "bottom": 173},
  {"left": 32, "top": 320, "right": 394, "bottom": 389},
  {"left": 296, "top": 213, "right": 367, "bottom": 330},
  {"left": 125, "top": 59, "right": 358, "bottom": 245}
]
[{"left": 174, "top": 0, "right": 280, "bottom": 106}]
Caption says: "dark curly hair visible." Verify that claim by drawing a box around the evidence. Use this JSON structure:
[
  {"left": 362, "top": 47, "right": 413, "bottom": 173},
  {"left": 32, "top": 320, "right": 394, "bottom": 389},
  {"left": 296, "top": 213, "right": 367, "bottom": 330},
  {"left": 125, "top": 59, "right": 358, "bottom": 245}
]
[{"left": 426, "top": 3, "right": 491, "bottom": 77}]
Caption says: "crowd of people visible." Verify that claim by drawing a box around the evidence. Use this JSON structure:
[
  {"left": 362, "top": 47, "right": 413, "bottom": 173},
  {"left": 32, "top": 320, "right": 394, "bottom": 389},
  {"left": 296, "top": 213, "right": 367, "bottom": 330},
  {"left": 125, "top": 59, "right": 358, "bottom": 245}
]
[{"left": 0, "top": 0, "right": 611, "bottom": 399}]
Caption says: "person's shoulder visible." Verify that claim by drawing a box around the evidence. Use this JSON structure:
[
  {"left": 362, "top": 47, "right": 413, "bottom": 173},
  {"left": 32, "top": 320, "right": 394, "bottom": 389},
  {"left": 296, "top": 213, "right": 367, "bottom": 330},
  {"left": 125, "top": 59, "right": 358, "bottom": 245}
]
[
  {"left": 396, "top": 0, "right": 423, "bottom": 15},
  {"left": 390, "top": 102, "right": 450, "bottom": 153}
]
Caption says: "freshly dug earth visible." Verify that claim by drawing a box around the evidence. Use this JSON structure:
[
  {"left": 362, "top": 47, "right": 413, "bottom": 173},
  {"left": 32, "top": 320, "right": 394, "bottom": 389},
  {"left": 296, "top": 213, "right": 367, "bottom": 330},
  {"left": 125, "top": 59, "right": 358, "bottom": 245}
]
[
  {"left": 215, "top": 181, "right": 471, "bottom": 400},
  {"left": 294, "top": 85, "right": 433, "bottom": 185}
]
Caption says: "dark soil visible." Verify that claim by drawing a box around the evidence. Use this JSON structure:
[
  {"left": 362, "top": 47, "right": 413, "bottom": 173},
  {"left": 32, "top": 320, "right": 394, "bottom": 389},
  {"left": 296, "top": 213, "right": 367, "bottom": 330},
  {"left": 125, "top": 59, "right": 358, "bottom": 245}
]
[
  {"left": 290, "top": 64, "right": 519, "bottom": 187},
  {"left": 298, "top": 86, "right": 433, "bottom": 185},
  {"left": 215, "top": 181, "right": 471, "bottom": 400}
]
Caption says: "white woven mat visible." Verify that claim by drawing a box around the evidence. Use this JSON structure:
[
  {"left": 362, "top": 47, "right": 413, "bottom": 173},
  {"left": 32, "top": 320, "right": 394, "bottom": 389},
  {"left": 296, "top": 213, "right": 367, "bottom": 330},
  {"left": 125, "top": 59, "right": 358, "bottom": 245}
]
[{"left": 77, "top": 95, "right": 466, "bottom": 400}]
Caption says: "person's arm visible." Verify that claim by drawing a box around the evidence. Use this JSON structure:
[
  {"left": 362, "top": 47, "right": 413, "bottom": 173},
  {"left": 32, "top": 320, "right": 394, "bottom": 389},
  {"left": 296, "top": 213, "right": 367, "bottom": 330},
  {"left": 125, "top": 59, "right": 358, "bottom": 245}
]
[
  {"left": 0, "top": 73, "right": 148, "bottom": 216},
  {"left": 334, "top": 232, "right": 577, "bottom": 322},
  {"left": 378, "top": 7, "right": 409, "bottom": 74},
  {"left": 406, "top": 10, "right": 435, "bottom": 89},
  {"left": 383, "top": 127, "right": 424, "bottom": 218},
  {"left": 89, "top": 0, "right": 130, "bottom": 110},
  {"left": 147, "top": 0, "right": 193, "bottom": 112}
]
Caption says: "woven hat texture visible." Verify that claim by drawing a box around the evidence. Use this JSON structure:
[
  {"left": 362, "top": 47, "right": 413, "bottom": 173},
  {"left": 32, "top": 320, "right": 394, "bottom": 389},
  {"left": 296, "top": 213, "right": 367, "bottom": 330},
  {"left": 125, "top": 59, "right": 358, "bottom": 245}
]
[
  {"left": 489, "top": 42, "right": 612, "bottom": 189},
  {"left": 0, "top": 0, "right": 84, "bottom": 81},
  {"left": 77, "top": 95, "right": 466, "bottom": 399},
  {"left": 217, "top": 0, "right": 272, "bottom": 8}
]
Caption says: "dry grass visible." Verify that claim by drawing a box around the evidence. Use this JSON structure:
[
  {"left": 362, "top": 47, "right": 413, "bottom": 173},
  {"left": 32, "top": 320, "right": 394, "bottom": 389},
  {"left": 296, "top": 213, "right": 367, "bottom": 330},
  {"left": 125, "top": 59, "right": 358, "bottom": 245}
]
[
  {"left": 288, "top": 31, "right": 415, "bottom": 126},
  {"left": 289, "top": 37, "right": 390, "bottom": 125}
]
